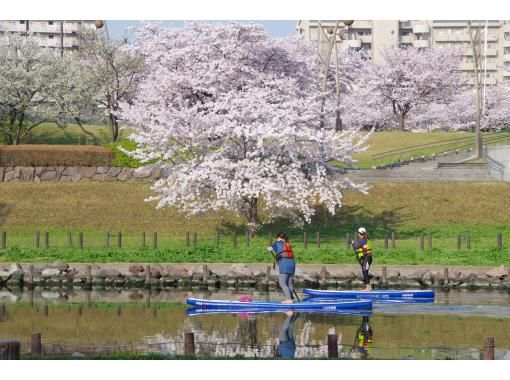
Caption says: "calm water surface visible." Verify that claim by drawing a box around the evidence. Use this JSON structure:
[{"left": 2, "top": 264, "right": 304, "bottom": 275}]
[{"left": 1, "top": 288, "right": 510, "bottom": 359}]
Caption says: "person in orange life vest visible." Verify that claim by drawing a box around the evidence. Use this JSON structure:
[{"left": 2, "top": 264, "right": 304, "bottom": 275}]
[
  {"left": 351, "top": 227, "right": 373, "bottom": 292},
  {"left": 268, "top": 232, "right": 296, "bottom": 304}
]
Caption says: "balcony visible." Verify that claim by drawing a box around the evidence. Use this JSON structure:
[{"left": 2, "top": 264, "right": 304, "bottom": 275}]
[
  {"left": 459, "top": 62, "right": 497, "bottom": 71},
  {"left": 463, "top": 48, "right": 498, "bottom": 56},
  {"left": 346, "top": 39, "right": 362, "bottom": 48},
  {"left": 400, "top": 35, "right": 414, "bottom": 43},
  {"left": 413, "top": 40, "right": 430, "bottom": 48},
  {"left": 412, "top": 23, "right": 430, "bottom": 34},
  {"left": 358, "top": 35, "right": 372, "bottom": 43},
  {"left": 504, "top": 54, "right": 510, "bottom": 61}
]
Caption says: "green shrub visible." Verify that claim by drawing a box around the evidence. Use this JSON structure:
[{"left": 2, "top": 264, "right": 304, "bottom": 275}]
[{"left": 106, "top": 140, "right": 145, "bottom": 168}]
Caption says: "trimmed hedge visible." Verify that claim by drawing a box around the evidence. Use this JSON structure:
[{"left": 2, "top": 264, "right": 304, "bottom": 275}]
[{"left": 0, "top": 145, "right": 114, "bottom": 167}]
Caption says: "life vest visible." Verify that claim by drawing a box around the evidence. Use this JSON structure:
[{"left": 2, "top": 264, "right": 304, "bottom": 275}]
[
  {"left": 356, "top": 329, "right": 373, "bottom": 353},
  {"left": 282, "top": 241, "right": 295, "bottom": 259},
  {"left": 356, "top": 239, "right": 372, "bottom": 259}
]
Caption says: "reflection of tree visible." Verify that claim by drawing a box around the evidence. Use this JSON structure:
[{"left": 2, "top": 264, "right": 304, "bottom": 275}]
[{"left": 238, "top": 317, "right": 258, "bottom": 347}]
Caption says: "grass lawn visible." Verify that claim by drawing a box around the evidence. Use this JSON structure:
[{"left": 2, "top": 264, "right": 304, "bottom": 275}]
[{"left": 1, "top": 181, "right": 510, "bottom": 265}]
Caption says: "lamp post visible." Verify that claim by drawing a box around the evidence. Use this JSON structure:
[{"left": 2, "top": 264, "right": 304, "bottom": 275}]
[{"left": 318, "top": 20, "right": 354, "bottom": 132}]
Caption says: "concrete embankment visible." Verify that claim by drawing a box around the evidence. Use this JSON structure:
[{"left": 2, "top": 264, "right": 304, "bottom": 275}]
[{"left": 1, "top": 262, "right": 509, "bottom": 291}]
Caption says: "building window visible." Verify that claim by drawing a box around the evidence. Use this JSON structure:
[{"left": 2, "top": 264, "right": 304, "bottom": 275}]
[
  {"left": 49, "top": 35, "right": 54, "bottom": 39},
  {"left": 505, "top": 32, "right": 510, "bottom": 41},
  {"left": 48, "top": 21, "right": 54, "bottom": 25},
  {"left": 505, "top": 47, "right": 510, "bottom": 54},
  {"left": 400, "top": 30, "right": 410, "bottom": 36},
  {"left": 20, "top": 21, "right": 25, "bottom": 24}
]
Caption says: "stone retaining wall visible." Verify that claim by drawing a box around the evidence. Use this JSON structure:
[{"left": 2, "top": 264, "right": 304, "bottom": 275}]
[
  {"left": 1, "top": 263, "right": 508, "bottom": 291},
  {"left": 0, "top": 166, "right": 164, "bottom": 182}
]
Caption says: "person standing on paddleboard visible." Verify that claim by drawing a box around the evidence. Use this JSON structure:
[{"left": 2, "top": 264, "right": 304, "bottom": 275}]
[
  {"left": 268, "top": 232, "right": 296, "bottom": 303},
  {"left": 351, "top": 227, "right": 373, "bottom": 292}
]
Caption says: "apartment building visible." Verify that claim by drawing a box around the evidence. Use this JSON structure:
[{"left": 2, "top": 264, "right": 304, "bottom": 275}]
[
  {"left": 0, "top": 20, "right": 99, "bottom": 55},
  {"left": 297, "top": 20, "right": 510, "bottom": 85}
]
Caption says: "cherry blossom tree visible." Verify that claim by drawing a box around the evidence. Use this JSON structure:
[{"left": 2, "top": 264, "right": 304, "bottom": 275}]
[
  {"left": 120, "top": 23, "right": 370, "bottom": 233},
  {"left": 0, "top": 34, "right": 59, "bottom": 144},
  {"left": 362, "top": 45, "right": 464, "bottom": 131}
]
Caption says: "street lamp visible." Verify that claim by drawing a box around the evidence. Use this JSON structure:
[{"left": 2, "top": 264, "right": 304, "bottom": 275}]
[{"left": 319, "top": 20, "right": 354, "bottom": 131}]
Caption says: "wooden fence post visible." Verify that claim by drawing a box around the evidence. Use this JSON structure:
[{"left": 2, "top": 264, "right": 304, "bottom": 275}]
[
  {"left": 346, "top": 233, "right": 350, "bottom": 249},
  {"left": 31, "top": 333, "right": 42, "bottom": 355},
  {"left": 266, "top": 265, "right": 271, "bottom": 284},
  {"left": 117, "top": 306, "right": 122, "bottom": 317},
  {"left": 456, "top": 234, "right": 461, "bottom": 251},
  {"left": 316, "top": 232, "right": 320, "bottom": 248},
  {"left": 153, "top": 232, "right": 158, "bottom": 249},
  {"left": 0, "top": 340, "right": 20, "bottom": 360},
  {"left": 117, "top": 232, "right": 122, "bottom": 249},
  {"left": 245, "top": 231, "right": 250, "bottom": 247},
  {"left": 28, "top": 264, "right": 34, "bottom": 286},
  {"left": 79, "top": 232, "right": 84, "bottom": 250},
  {"left": 35, "top": 231, "right": 40, "bottom": 248},
  {"left": 186, "top": 232, "right": 190, "bottom": 247},
  {"left": 444, "top": 267, "right": 449, "bottom": 286},
  {"left": 327, "top": 333, "right": 338, "bottom": 358},
  {"left": 1, "top": 231, "right": 6, "bottom": 250},
  {"left": 466, "top": 232, "right": 471, "bottom": 250},
  {"left": 86, "top": 265, "right": 92, "bottom": 285},
  {"left": 497, "top": 233, "right": 503, "bottom": 251},
  {"left": 420, "top": 234, "right": 424, "bottom": 251},
  {"left": 483, "top": 336, "right": 495, "bottom": 360},
  {"left": 304, "top": 232, "right": 308, "bottom": 250},
  {"left": 78, "top": 305, "right": 83, "bottom": 316},
  {"left": 215, "top": 230, "right": 220, "bottom": 246},
  {"left": 193, "top": 233, "right": 197, "bottom": 247},
  {"left": 391, "top": 232, "right": 396, "bottom": 249},
  {"left": 67, "top": 231, "right": 73, "bottom": 247},
  {"left": 141, "top": 232, "right": 146, "bottom": 248},
  {"left": 232, "top": 232, "right": 237, "bottom": 249},
  {"left": 184, "top": 332, "right": 195, "bottom": 355},
  {"left": 105, "top": 231, "right": 110, "bottom": 248},
  {"left": 428, "top": 233, "right": 433, "bottom": 249},
  {"left": 44, "top": 305, "right": 48, "bottom": 317},
  {"left": 145, "top": 265, "right": 151, "bottom": 287},
  {"left": 44, "top": 232, "right": 49, "bottom": 249},
  {"left": 320, "top": 266, "right": 327, "bottom": 284},
  {"left": 203, "top": 265, "right": 208, "bottom": 282},
  {"left": 152, "top": 306, "right": 157, "bottom": 318},
  {"left": 0, "top": 304, "right": 5, "bottom": 321},
  {"left": 384, "top": 234, "right": 388, "bottom": 250}
]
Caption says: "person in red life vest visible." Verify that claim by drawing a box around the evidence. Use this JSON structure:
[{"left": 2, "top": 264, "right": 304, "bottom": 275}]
[
  {"left": 351, "top": 227, "right": 373, "bottom": 292},
  {"left": 268, "top": 232, "right": 296, "bottom": 303}
]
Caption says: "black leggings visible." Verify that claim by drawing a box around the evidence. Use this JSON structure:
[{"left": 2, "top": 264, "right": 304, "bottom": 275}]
[{"left": 360, "top": 255, "right": 372, "bottom": 285}]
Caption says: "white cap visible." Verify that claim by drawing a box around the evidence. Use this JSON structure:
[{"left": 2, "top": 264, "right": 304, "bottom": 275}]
[{"left": 358, "top": 227, "right": 367, "bottom": 234}]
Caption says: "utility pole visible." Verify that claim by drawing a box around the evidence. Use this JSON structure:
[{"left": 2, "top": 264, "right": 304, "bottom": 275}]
[{"left": 467, "top": 20, "right": 484, "bottom": 158}]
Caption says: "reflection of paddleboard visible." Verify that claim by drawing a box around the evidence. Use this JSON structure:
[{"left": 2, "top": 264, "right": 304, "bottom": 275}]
[
  {"left": 186, "top": 308, "right": 373, "bottom": 316},
  {"left": 303, "top": 289, "right": 434, "bottom": 299},
  {"left": 186, "top": 298, "right": 372, "bottom": 310}
]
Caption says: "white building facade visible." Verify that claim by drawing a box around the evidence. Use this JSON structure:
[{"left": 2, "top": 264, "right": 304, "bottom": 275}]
[
  {"left": 297, "top": 20, "right": 510, "bottom": 85},
  {"left": 0, "top": 20, "right": 99, "bottom": 54}
]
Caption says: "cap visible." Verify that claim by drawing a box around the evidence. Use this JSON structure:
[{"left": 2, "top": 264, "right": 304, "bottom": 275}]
[{"left": 358, "top": 227, "right": 367, "bottom": 234}]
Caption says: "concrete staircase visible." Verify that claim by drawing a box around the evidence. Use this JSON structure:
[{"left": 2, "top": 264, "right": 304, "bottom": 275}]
[{"left": 346, "top": 151, "right": 495, "bottom": 182}]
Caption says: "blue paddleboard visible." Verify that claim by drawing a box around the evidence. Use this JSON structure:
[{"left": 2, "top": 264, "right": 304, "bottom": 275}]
[
  {"left": 303, "top": 288, "right": 434, "bottom": 299},
  {"left": 186, "top": 308, "right": 373, "bottom": 316}
]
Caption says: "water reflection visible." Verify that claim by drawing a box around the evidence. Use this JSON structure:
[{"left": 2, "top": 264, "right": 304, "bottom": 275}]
[
  {"left": 276, "top": 311, "right": 298, "bottom": 359},
  {"left": 352, "top": 316, "right": 373, "bottom": 359}
]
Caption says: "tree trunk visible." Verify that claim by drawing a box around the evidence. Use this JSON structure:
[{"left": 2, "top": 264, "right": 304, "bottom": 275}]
[
  {"left": 110, "top": 113, "right": 119, "bottom": 142},
  {"left": 398, "top": 112, "right": 405, "bottom": 131}
]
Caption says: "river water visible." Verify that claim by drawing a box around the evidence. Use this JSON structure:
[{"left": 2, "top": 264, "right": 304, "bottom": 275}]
[{"left": 1, "top": 288, "right": 510, "bottom": 359}]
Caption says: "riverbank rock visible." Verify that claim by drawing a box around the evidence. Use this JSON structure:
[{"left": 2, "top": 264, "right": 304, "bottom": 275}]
[
  {"left": 95, "top": 269, "right": 122, "bottom": 278},
  {"left": 166, "top": 265, "right": 191, "bottom": 279},
  {"left": 41, "top": 268, "right": 61, "bottom": 278},
  {"left": 129, "top": 264, "right": 144, "bottom": 275},
  {"left": 51, "top": 261, "right": 69, "bottom": 272},
  {"left": 485, "top": 265, "right": 507, "bottom": 280},
  {"left": 228, "top": 264, "right": 253, "bottom": 279}
]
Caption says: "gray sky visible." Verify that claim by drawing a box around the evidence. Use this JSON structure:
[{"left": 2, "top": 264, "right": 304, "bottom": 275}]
[{"left": 106, "top": 20, "right": 298, "bottom": 40}]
